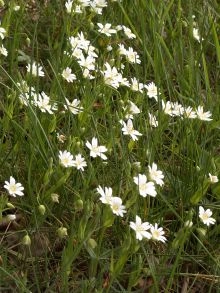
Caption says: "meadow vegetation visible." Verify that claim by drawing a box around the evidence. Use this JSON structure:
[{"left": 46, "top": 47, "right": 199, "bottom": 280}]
[{"left": 0, "top": 0, "right": 220, "bottom": 292}]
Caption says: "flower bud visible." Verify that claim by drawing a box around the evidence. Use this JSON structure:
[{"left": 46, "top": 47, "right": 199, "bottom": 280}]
[
  {"left": 22, "top": 234, "right": 31, "bottom": 246},
  {"left": 197, "top": 227, "right": 206, "bottom": 237},
  {"left": 38, "top": 205, "right": 46, "bottom": 215},
  {"left": 57, "top": 227, "right": 68, "bottom": 238},
  {"left": 26, "top": 37, "right": 31, "bottom": 47},
  {"left": 75, "top": 199, "right": 83, "bottom": 211},
  {"left": 6, "top": 202, "right": 15, "bottom": 209},
  {"left": 87, "top": 238, "right": 97, "bottom": 249},
  {"left": 184, "top": 220, "right": 193, "bottom": 228},
  {"left": 51, "top": 193, "right": 59, "bottom": 203}
]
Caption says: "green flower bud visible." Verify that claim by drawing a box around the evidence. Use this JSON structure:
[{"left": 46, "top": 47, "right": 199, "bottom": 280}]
[
  {"left": 197, "top": 227, "right": 206, "bottom": 237},
  {"left": 87, "top": 238, "right": 97, "bottom": 249},
  {"left": 6, "top": 202, "right": 15, "bottom": 209},
  {"left": 38, "top": 205, "right": 46, "bottom": 215},
  {"left": 75, "top": 199, "right": 84, "bottom": 211},
  {"left": 22, "top": 234, "right": 31, "bottom": 246},
  {"left": 57, "top": 227, "right": 68, "bottom": 238}
]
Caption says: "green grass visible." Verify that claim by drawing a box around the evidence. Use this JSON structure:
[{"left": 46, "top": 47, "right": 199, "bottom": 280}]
[{"left": 0, "top": 0, "right": 220, "bottom": 292}]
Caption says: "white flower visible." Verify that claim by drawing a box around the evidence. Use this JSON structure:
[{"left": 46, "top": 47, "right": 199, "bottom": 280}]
[
  {"left": 102, "top": 62, "right": 123, "bottom": 89},
  {"left": 62, "top": 67, "right": 76, "bottom": 82},
  {"left": 208, "top": 173, "right": 218, "bottom": 184},
  {"left": 145, "top": 82, "right": 160, "bottom": 101},
  {"left": 120, "top": 119, "right": 142, "bottom": 141},
  {"left": 57, "top": 133, "right": 67, "bottom": 143},
  {"left": 130, "top": 77, "right": 144, "bottom": 93},
  {"left": 125, "top": 47, "right": 141, "bottom": 64},
  {"left": 96, "top": 186, "right": 113, "bottom": 204},
  {"left": 118, "top": 43, "right": 127, "bottom": 55},
  {"left": 196, "top": 106, "right": 212, "bottom": 121},
  {"left": 72, "top": 154, "right": 87, "bottom": 171},
  {"left": 171, "top": 102, "right": 184, "bottom": 117},
  {"left": 0, "top": 45, "right": 8, "bottom": 56},
  {"left": 97, "top": 23, "right": 116, "bottom": 36},
  {"left": 130, "top": 215, "right": 152, "bottom": 240},
  {"left": 59, "top": 150, "right": 75, "bottom": 167},
  {"left": 193, "top": 28, "right": 204, "bottom": 43},
  {"left": 162, "top": 100, "right": 173, "bottom": 116},
  {"left": 133, "top": 174, "right": 157, "bottom": 197},
  {"left": 148, "top": 163, "right": 164, "bottom": 186},
  {"left": 102, "top": 62, "right": 122, "bottom": 89},
  {"left": 7, "top": 214, "right": 17, "bottom": 221},
  {"left": 109, "top": 197, "right": 126, "bottom": 217},
  {"left": 34, "top": 92, "right": 57, "bottom": 114},
  {"left": 26, "top": 62, "right": 45, "bottom": 77},
  {"left": 199, "top": 206, "right": 216, "bottom": 226},
  {"left": 150, "top": 223, "right": 166, "bottom": 242},
  {"left": 122, "top": 25, "right": 136, "bottom": 39},
  {"left": 148, "top": 113, "right": 158, "bottom": 127},
  {"left": 183, "top": 106, "right": 197, "bottom": 119},
  {"left": 0, "top": 26, "right": 6, "bottom": 39},
  {"left": 74, "top": 5, "right": 83, "bottom": 13},
  {"left": 125, "top": 101, "right": 141, "bottom": 119},
  {"left": 92, "top": 0, "right": 108, "bottom": 8},
  {"left": 107, "top": 45, "right": 113, "bottom": 51},
  {"left": 77, "top": 55, "right": 96, "bottom": 71},
  {"left": 13, "top": 5, "right": 21, "bottom": 11},
  {"left": 4, "top": 176, "right": 24, "bottom": 197},
  {"left": 86, "top": 137, "right": 107, "bottom": 160},
  {"left": 78, "top": 0, "right": 90, "bottom": 7},
  {"left": 64, "top": 98, "right": 83, "bottom": 114},
  {"left": 65, "top": 0, "right": 73, "bottom": 13}
]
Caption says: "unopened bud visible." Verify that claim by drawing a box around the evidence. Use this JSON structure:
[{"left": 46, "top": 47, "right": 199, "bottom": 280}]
[
  {"left": 75, "top": 199, "right": 83, "bottom": 211},
  {"left": 26, "top": 37, "right": 31, "bottom": 47},
  {"left": 57, "top": 227, "right": 68, "bottom": 238},
  {"left": 22, "top": 234, "right": 31, "bottom": 246},
  {"left": 87, "top": 238, "right": 97, "bottom": 249},
  {"left": 6, "top": 203, "right": 15, "bottom": 209},
  {"left": 38, "top": 205, "right": 46, "bottom": 215},
  {"left": 197, "top": 227, "right": 206, "bottom": 237},
  {"left": 51, "top": 193, "right": 59, "bottom": 203}
]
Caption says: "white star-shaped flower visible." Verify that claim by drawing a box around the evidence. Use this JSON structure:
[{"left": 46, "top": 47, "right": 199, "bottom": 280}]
[
  {"left": 150, "top": 223, "right": 167, "bottom": 243},
  {"left": 26, "top": 62, "right": 45, "bottom": 77},
  {"left": 130, "top": 216, "right": 152, "bottom": 240},
  {"left": 148, "top": 163, "right": 164, "bottom": 186},
  {"left": 120, "top": 119, "right": 142, "bottom": 141},
  {"left": 86, "top": 137, "right": 107, "bottom": 160},
  {"left": 62, "top": 67, "right": 76, "bottom": 82},
  {"left": 72, "top": 154, "right": 87, "bottom": 171},
  {"left": 196, "top": 106, "right": 212, "bottom": 121},
  {"left": 199, "top": 206, "right": 216, "bottom": 226},
  {"left": 59, "top": 150, "right": 75, "bottom": 167},
  {"left": 109, "top": 197, "right": 126, "bottom": 217},
  {"left": 4, "top": 176, "right": 24, "bottom": 197},
  {"left": 96, "top": 186, "right": 113, "bottom": 204}
]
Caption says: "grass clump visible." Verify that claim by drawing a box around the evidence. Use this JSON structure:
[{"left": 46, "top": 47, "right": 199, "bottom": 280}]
[{"left": 0, "top": 0, "right": 220, "bottom": 292}]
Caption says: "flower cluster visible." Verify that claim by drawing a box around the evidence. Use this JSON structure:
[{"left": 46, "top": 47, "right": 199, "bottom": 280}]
[
  {"left": 130, "top": 216, "right": 166, "bottom": 242},
  {"left": 133, "top": 163, "right": 164, "bottom": 197},
  {"left": 97, "top": 186, "right": 126, "bottom": 217}
]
